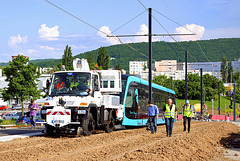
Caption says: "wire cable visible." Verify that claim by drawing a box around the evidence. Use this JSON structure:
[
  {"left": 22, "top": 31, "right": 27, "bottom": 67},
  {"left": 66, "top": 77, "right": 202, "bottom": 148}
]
[
  {"left": 111, "top": 9, "right": 147, "bottom": 34},
  {"left": 153, "top": 5, "right": 214, "bottom": 66},
  {"left": 44, "top": 0, "right": 150, "bottom": 60},
  {"left": 137, "top": 0, "right": 198, "bottom": 62}
]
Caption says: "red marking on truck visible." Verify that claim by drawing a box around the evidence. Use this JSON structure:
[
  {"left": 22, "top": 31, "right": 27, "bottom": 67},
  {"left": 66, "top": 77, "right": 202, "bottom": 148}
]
[{"left": 47, "top": 111, "right": 71, "bottom": 115}]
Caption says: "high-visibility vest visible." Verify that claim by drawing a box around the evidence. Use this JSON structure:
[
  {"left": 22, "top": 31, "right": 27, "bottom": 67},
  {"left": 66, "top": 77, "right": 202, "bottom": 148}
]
[
  {"left": 165, "top": 104, "right": 175, "bottom": 118},
  {"left": 184, "top": 104, "right": 191, "bottom": 117},
  {"left": 57, "top": 82, "right": 65, "bottom": 89}
]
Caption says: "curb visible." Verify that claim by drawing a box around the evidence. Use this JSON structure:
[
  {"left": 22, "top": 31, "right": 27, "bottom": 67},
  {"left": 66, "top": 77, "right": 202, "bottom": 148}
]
[{"left": 0, "top": 132, "right": 43, "bottom": 142}]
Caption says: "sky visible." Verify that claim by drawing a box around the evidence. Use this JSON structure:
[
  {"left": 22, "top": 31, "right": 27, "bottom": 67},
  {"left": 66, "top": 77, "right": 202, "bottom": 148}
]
[{"left": 0, "top": 0, "right": 240, "bottom": 62}]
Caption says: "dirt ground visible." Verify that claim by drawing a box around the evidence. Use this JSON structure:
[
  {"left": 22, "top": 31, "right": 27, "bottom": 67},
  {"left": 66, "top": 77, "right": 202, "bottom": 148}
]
[{"left": 0, "top": 121, "right": 239, "bottom": 161}]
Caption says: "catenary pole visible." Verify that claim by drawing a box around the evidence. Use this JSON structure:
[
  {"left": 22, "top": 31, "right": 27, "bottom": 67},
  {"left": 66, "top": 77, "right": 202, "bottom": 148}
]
[
  {"left": 200, "top": 68, "right": 203, "bottom": 115},
  {"left": 234, "top": 79, "right": 236, "bottom": 121},
  {"left": 219, "top": 82, "right": 220, "bottom": 115},
  {"left": 148, "top": 8, "right": 152, "bottom": 101},
  {"left": 185, "top": 51, "right": 188, "bottom": 101}
]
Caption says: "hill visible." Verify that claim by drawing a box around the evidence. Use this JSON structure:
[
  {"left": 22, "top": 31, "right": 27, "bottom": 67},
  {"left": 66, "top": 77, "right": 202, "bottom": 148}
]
[
  {"left": 1, "top": 38, "right": 240, "bottom": 70},
  {"left": 75, "top": 38, "right": 240, "bottom": 70}
]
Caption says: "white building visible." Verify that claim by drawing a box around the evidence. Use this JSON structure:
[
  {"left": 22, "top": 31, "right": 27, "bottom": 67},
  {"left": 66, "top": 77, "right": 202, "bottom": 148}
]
[{"left": 129, "top": 61, "right": 147, "bottom": 77}]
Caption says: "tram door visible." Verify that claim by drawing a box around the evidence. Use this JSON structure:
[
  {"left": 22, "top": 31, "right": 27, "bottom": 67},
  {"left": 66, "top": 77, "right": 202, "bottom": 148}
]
[{"left": 125, "top": 84, "right": 139, "bottom": 119}]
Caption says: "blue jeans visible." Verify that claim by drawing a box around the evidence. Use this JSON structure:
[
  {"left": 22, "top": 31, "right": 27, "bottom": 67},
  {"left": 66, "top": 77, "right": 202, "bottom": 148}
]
[
  {"left": 30, "top": 115, "right": 36, "bottom": 127},
  {"left": 149, "top": 116, "right": 157, "bottom": 134},
  {"left": 165, "top": 118, "right": 174, "bottom": 136}
]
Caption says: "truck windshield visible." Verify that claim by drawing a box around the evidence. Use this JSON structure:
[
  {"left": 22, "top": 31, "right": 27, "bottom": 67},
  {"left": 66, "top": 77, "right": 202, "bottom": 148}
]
[{"left": 49, "top": 72, "right": 91, "bottom": 96}]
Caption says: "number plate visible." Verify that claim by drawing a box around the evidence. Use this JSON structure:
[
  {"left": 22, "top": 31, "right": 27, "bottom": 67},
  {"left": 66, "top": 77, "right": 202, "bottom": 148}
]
[
  {"left": 78, "top": 110, "right": 86, "bottom": 114},
  {"left": 53, "top": 120, "right": 64, "bottom": 123}
]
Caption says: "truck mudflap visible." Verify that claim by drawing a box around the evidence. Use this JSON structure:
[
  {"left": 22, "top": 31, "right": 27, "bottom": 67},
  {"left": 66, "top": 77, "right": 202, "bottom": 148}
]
[{"left": 46, "top": 106, "right": 71, "bottom": 128}]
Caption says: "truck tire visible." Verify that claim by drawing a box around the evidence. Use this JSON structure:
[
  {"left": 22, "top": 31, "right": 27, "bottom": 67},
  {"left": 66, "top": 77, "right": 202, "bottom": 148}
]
[
  {"left": 104, "top": 112, "right": 115, "bottom": 133},
  {"left": 82, "top": 113, "right": 95, "bottom": 136},
  {"left": 44, "top": 125, "right": 54, "bottom": 136}
]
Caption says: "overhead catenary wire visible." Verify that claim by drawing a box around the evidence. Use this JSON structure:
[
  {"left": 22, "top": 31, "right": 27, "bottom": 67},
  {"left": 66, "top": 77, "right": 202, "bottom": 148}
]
[
  {"left": 153, "top": 4, "right": 214, "bottom": 66},
  {"left": 44, "top": 0, "right": 151, "bottom": 60},
  {"left": 137, "top": 0, "right": 198, "bottom": 62},
  {"left": 111, "top": 9, "right": 148, "bottom": 34}
]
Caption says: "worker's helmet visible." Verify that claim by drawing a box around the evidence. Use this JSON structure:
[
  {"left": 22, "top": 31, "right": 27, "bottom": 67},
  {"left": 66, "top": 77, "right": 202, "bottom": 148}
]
[{"left": 186, "top": 100, "right": 189, "bottom": 104}]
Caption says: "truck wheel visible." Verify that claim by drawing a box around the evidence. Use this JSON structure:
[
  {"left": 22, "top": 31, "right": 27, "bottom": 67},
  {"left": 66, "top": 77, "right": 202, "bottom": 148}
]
[
  {"left": 82, "top": 113, "right": 95, "bottom": 136},
  {"left": 104, "top": 112, "right": 115, "bottom": 133},
  {"left": 44, "top": 126, "right": 54, "bottom": 136}
]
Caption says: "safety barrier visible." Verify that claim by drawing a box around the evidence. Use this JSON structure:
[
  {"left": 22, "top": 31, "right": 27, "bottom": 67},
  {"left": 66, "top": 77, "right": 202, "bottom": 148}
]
[{"left": 210, "top": 115, "right": 237, "bottom": 121}]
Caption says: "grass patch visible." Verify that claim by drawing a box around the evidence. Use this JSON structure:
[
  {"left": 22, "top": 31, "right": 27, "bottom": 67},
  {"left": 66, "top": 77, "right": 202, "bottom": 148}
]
[
  {"left": 0, "top": 119, "right": 16, "bottom": 125},
  {"left": 176, "top": 96, "right": 240, "bottom": 115}
]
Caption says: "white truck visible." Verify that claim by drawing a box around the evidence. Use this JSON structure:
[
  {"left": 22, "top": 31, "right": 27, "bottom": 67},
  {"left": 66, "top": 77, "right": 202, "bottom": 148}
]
[{"left": 41, "top": 58, "right": 122, "bottom": 136}]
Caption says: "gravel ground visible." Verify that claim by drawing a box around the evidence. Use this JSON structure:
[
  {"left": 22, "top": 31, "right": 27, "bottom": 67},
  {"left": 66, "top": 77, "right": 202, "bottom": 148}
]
[{"left": 0, "top": 121, "right": 239, "bottom": 161}]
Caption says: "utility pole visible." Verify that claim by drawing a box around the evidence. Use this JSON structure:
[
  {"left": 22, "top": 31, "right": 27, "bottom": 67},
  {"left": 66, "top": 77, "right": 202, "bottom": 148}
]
[
  {"left": 218, "top": 82, "right": 220, "bottom": 115},
  {"left": 185, "top": 51, "right": 188, "bottom": 101},
  {"left": 200, "top": 68, "right": 203, "bottom": 117},
  {"left": 107, "top": 8, "right": 195, "bottom": 102},
  {"left": 148, "top": 8, "right": 152, "bottom": 101},
  {"left": 234, "top": 79, "right": 236, "bottom": 121}
]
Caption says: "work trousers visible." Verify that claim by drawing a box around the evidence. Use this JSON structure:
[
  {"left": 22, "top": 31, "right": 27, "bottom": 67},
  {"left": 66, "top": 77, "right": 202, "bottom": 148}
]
[
  {"left": 165, "top": 118, "right": 174, "bottom": 136},
  {"left": 30, "top": 115, "right": 36, "bottom": 128},
  {"left": 183, "top": 116, "right": 191, "bottom": 132},
  {"left": 149, "top": 116, "right": 157, "bottom": 134}
]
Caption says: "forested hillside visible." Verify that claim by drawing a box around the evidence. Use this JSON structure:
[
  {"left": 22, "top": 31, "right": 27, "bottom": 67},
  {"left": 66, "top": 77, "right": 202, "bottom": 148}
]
[
  {"left": 1, "top": 38, "right": 239, "bottom": 70},
  {"left": 75, "top": 38, "right": 240, "bottom": 70}
]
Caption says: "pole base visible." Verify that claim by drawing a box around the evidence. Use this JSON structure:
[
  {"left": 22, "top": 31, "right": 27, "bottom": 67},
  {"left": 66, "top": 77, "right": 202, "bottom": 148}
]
[{"left": 200, "top": 115, "right": 203, "bottom": 121}]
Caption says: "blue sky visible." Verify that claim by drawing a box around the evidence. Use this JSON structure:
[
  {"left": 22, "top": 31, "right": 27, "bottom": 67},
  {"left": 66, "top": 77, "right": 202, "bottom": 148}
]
[{"left": 0, "top": 0, "right": 240, "bottom": 62}]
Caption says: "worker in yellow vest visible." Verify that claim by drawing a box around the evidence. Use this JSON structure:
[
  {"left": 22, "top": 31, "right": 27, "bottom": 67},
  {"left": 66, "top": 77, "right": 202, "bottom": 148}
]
[
  {"left": 162, "top": 98, "right": 177, "bottom": 137},
  {"left": 183, "top": 100, "right": 193, "bottom": 133}
]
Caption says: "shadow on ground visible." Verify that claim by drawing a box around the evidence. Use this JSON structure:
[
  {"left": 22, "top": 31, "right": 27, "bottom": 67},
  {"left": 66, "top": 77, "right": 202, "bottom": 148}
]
[{"left": 220, "top": 132, "right": 240, "bottom": 148}]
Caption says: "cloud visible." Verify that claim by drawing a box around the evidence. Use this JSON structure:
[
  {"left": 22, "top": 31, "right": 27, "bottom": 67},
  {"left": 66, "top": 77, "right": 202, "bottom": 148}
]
[
  {"left": 134, "top": 24, "right": 160, "bottom": 43},
  {"left": 40, "top": 46, "right": 55, "bottom": 51},
  {"left": 27, "top": 49, "right": 38, "bottom": 53},
  {"left": 98, "top": 24, "right": 160, "bottom": 45},
  {"left": 8, "top": 34, "right": 28, "bottom": 48},
  {"left": 38, "top": 24, "right": 59, "bottom": 40},
  {"left": 175, "top": 24, "right": 205, "bottom": 41},
  {"left": 98, "top": 26, "right": 120, "bottom": 45}
]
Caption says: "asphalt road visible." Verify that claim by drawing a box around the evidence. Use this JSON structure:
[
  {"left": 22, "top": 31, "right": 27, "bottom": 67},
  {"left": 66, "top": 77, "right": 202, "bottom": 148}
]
[{"left": 0, "top": 126, "right": 44, "bottom": 137}]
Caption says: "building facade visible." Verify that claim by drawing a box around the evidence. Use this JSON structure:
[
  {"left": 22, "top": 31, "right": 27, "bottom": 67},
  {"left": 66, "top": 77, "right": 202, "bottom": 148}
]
[
  {"left": 129, "top": 61, "right": 147, "bottom": 76},
  {"left": 155, "top": 60, "right": 177, "bottom": 72}
]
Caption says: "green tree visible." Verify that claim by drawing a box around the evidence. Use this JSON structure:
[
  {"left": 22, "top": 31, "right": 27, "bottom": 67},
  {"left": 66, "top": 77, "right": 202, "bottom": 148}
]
[
  {"left": 221, "top": 56, "right": 227, "bottom": 83},
  {"left": 2, "top": 55, "right": 41, "bottom": 115},
  {"left": 87, "top": 52, "right": 95, "bottom": 70},
  {"left": 236, "top": 79, "right": 240, "bottom": 102},
  {"left": 115, "top": 63, "right": 122, "bottom": 70},
  {"left": 97, "top": 47, "right": 109, "bottom": 69},
  {"left": 227, "top": 61, "right": 233, "bottom": 83},
  {"left": 153, "top": 75, "right": 171, "bottom": 88},
  {"left": 62, "top": 45, "right": 73, "bottom": 70},
  {"left": 187, "top": 74, "right": 201, "bottom": 100},
  {"left": 233, "top": 71, "right": 240, "bottom": 82}
]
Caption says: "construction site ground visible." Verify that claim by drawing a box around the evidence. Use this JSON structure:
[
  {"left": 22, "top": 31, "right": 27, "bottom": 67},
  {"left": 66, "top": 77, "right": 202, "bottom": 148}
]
[{"left": 0, "top": 121, "right": 240, "bottom": 161}]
